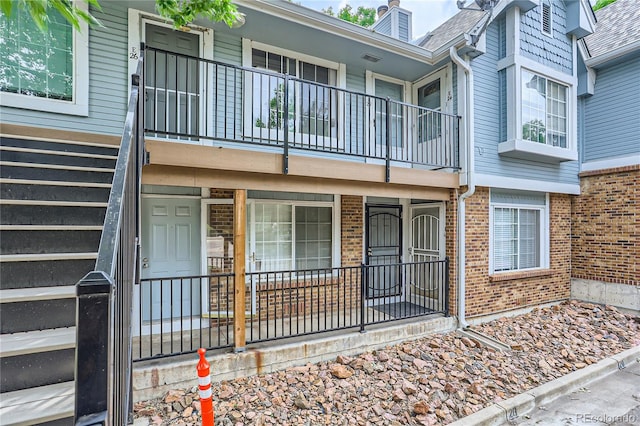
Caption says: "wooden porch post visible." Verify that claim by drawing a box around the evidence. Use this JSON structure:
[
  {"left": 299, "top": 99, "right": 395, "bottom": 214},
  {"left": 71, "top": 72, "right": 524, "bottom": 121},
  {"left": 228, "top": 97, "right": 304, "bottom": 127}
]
[{"left": 233, "top": 189, "right": 247, "bottom": 352}]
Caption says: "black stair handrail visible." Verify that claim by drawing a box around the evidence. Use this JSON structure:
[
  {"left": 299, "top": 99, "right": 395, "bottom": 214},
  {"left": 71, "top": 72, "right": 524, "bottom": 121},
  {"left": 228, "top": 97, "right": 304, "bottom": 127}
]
[{"left": 74, "top": 44, "right": 145, "bottom": 426}]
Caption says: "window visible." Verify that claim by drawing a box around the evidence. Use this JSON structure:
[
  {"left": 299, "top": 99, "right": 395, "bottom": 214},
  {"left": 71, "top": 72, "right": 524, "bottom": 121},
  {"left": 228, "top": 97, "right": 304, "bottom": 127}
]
[
  {"left": 417, "top": 79, "right": 441, "bottom": 142},
  {"left": 490, "top": 190, "right": 547, "bottom": 273},
  {"left": 250, "top": 48, "right": 337, "bottom": 138},
  {"left": 521, "top": 70, "right": 567, "bottom": 148},
  {"left": 247, "top": 199, "right": 334, "bottom": 272},
  {"left": 541, "top": 1, "right": 552, "bottom": 36},
  {"left": 0, "top": 6, "right": 88, "bottom": 115}
]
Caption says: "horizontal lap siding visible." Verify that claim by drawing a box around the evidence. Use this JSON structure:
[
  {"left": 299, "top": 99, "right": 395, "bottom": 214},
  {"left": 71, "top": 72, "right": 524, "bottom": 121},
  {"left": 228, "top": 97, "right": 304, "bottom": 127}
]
[
  {"left": 0, "top": 2, "right": 129, "bottom": 135},
  {"left": 583, "top": 58, "right": 640, "bottom": 162}
]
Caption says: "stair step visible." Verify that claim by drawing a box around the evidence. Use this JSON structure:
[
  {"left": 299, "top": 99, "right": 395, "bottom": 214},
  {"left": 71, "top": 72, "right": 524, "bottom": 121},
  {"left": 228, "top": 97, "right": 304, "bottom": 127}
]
[
  {"left": 0, "top": 286, "right": 76, "bottom": 303},
  {"left": 0, "top": 204, "right": 107, "bottom": 226},
  {"left": 0, "top": 327, "right": 75, "bottom": 357},
  {"left": 0, "top": 182, "right": 111, "bottom": 202},
  {"left": 0, "top": 200, "right": 107, "bottom": 207},
  {"left": 1, "top": 134, "right": 118, "bottom": 155},
  {"left": 0, "top": 225, "right": 102, "bottom": 231},
  {"left": 0, "top": 162, "right": 114, "bottom": 184},
  {"left": 0, "top": 259, "right": 96, "bottom": 290},
  {"left": 0, "top": 145, "right": 118, "bottom": 160},
  {"left": 0, "top": 146, "right": 117, "bottom": 169},
  {"left": 0, "top": 381, "right": 74, "bottom": 425},
  {"left": 0, "top": 253, "right": 98, "bottom": 262},
  {"left": 1, "top": 230, "right": 102, "bottom": 255},
  {"left": 0, "top": 178, "right": 111, "bottom": 188},
  {"left": 1, "top": 298, "right": 76, "bottom": 334}
]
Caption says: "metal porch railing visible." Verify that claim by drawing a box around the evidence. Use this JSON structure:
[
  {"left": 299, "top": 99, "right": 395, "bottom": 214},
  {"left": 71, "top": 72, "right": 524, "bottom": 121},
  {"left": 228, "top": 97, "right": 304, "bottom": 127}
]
[
  {"left": 133, "top": 259, "right": 449, "bottom": 362},
  {"left": 143, "top": 46, "right": 460, "bottom": 178},
  {"left": 74, "top": 45, "right": 145, "bottom": 425}
]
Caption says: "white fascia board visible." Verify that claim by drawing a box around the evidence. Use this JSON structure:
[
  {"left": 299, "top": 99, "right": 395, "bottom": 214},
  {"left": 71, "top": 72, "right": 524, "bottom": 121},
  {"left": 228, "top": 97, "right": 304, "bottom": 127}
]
[
  {"left": 235, "top": 0, "right": 434, "bottom": 63},
  {"left": 475, "top": 173, "right": 581, "bottom": 195}
]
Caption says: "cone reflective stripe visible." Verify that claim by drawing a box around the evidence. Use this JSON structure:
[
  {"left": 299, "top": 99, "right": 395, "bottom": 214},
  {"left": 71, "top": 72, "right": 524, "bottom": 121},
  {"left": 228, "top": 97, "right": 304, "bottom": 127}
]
[{"left": 197, "top": 348, "right": 214, "bottom": 426}]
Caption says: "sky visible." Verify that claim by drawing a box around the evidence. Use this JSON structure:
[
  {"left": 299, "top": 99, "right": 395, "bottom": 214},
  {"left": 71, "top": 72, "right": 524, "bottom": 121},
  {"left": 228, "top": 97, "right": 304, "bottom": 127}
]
[{"left": 298, "top": 0, "right": 462, "bottom": 39}]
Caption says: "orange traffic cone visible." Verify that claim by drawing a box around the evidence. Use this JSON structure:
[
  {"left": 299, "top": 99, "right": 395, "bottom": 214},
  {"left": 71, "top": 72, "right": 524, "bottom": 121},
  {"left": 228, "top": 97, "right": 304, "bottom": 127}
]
[{"left": 197, "top": 348, "right": 214, "bottom": 426}]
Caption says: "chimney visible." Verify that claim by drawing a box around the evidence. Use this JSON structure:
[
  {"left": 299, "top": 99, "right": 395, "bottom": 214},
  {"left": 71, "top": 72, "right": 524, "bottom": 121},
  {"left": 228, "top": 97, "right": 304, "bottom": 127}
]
[
  {"left": 388, "top": 0, "right": 400, "bottom": 8},
  {"left": 377, "top": 5, "right": 388, "bottom": 18}
]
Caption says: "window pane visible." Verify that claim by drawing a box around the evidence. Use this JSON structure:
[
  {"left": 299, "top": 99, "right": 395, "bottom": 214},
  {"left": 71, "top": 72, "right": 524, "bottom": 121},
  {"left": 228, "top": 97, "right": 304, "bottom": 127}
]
[
  {"left": 493, "top": 208, "right": 519, "bottom": 272},
  {"left": 518, "top": 210, "right": 540, "bottom": 269},
  {"left": 295, "top": 206, "right": 332, "bottom": 270},
  {"left": 521, "top": 71, "right": 546, "bottom": 144},
  {"left": 252, "top": 203, "right": 292, "bottom": 271},
  {"left": 0, "top": 8, "right": 73, "bottom": 100}
]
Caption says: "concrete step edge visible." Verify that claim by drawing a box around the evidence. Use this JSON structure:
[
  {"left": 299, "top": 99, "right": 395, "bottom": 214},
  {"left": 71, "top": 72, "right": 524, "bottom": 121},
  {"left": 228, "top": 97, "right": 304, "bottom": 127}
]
[
  {"left": 0, "top": 225, "right": 103, "bottom": 231},
  {"left": 0, "top": 199, "right": 107, "bottom": 207},
  {"left": 0, "top": 253, "right": 98, "bottom": 262},
  {"left": 1, "top": 132, "right": 119, "bottom": 149},
  {"left": 0, "top": 286, "right": 76, "bottom": 303},
  {"left": 0, "top": 381, "right": 74, "bottom": 425},
  {"left": 0, "top": 327, "right": 76, "bottom": 357},
  {"left": 0, "top": 178, "right": 111, "bottom": 188}
]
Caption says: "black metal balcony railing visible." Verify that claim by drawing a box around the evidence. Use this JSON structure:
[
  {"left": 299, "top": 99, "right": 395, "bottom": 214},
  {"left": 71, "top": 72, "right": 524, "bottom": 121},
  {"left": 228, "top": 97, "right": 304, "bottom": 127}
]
[
  {"left": 134, "top": 259, "right": 449, "bottom": 362},
  {"left": 144, "top": 46, "right": 460, "bottom": 175}
]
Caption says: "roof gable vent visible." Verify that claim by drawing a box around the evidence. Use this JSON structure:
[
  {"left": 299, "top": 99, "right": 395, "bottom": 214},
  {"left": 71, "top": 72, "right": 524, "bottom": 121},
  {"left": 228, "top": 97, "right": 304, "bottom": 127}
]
[{"left": 541, "top": 1, "right": 552, "bottom": 36}]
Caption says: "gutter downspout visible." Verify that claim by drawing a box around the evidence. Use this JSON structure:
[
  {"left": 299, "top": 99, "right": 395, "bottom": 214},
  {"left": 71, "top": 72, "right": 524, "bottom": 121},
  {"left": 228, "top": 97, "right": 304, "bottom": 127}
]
[{"left": 450, "top": 46, "right": 474, "bottom": 329}]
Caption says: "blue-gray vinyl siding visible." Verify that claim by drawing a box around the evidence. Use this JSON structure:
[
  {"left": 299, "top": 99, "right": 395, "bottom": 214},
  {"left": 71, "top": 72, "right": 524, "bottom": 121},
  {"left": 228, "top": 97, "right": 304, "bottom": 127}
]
[
  {"left": 375, "top": 15, "right": 392, "bottom": 37},
  {"left": 582, "top": 57, "right": 640, "bottom": 162},
  {"left": 498, "top": 69, "right": 507, "bottom": 142},
  {"left": 520, "top": 0, "right": 573, "bottom": 75},
  {"left": 472, "top": 20, "right": 578, "bottom": 187},
  {"left": 0, "top": 2, "right": 128, "bottom": 135},
  {"left": 497, "top": 15, "right": 507, "bottom": 60}
]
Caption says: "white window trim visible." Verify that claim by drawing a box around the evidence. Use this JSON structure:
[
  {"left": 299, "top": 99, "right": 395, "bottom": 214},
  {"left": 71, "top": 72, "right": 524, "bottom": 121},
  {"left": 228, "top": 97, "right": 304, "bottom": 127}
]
[
  {"left": 497, "top": 55, "right": 578, "bottom": 161},
  {"left": 488, "top": 193, "right": 550, "bottom": 275},
  {"left": 2, "top": 2, "right": 89, "bottom": 116},
  {"left": 246, "top": 197, "right": 341, "bottom": 272}
]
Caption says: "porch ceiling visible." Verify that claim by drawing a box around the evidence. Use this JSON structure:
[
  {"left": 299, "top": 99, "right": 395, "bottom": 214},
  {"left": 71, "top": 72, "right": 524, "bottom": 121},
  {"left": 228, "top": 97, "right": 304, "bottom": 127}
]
[{"left": 127, "top": 0, "right": 444, "bottom": 82}]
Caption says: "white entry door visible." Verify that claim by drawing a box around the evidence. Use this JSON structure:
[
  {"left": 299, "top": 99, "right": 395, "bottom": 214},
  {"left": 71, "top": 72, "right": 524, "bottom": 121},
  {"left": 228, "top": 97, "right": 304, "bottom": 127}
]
[
  {"left": 141, "top": 198, "right": 201, "bottom": 321},
  {"left": 408, "top": 204, "right": 444, "bottom": 305}
]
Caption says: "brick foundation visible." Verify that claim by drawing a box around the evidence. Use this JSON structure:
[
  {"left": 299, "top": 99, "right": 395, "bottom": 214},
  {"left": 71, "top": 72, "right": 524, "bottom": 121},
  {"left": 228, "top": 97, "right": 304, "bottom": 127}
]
[{"left": 464, "top": 187, "right": 571, "bottom": 317}]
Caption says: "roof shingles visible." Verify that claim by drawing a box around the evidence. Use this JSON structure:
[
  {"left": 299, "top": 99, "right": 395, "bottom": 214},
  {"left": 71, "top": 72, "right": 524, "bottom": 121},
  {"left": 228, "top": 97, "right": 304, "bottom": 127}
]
[{"left": 584, "top": 0, "right": 640, "bottom": 59}]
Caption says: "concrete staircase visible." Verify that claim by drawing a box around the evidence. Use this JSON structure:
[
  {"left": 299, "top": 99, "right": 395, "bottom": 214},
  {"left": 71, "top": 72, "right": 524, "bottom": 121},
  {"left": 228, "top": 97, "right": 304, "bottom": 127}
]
[{"left": 0, "top": 134, "right": 117, "bottom": 425}]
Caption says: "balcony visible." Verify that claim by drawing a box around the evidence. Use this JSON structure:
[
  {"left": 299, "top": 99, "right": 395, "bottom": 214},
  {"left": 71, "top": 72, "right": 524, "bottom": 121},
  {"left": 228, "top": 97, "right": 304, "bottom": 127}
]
[{"left": 143, "top": 46, "right": 460, "bottom": 180}]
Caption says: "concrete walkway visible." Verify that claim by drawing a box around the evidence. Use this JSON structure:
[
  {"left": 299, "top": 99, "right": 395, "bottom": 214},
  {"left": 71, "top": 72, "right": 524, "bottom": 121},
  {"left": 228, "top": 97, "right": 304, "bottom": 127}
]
[
  {"left": 517, "top": 359, "right": 640, "bottom": 426},
  {"left": 449, "top": 346, "right": 640, "bottom": 426}
]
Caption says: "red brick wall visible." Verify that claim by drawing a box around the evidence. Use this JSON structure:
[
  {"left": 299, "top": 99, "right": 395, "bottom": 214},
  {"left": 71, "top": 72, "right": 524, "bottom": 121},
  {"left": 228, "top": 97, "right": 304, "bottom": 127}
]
[
  {"left": 464, "top": 187, "right": 571, "bottom": 317},
  {"left": 341, "top": 195, "right": 364, "bottom": 267},
  {"left": 571, "top": 166, "right": 639, "bottom": 286},
  {"left": 445, "top": 190, "right": 458, "bottom": 316}
]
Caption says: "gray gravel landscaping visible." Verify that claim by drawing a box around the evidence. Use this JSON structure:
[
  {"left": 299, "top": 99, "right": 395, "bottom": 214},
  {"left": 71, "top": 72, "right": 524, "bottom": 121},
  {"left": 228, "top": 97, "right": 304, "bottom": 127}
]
[{"left": 134, "top": 300, "right": 640, "bottom": 425}]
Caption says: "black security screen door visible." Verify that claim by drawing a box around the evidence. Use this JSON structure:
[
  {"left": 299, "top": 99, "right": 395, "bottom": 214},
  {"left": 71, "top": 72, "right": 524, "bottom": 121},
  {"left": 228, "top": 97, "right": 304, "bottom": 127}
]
[{"left": 365, "top": 205, "right": 402, "bottom": 299}]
